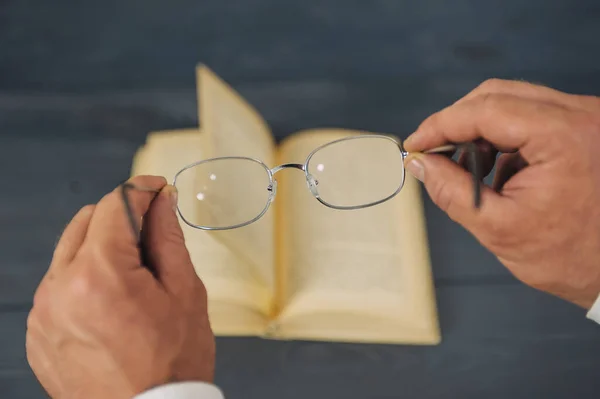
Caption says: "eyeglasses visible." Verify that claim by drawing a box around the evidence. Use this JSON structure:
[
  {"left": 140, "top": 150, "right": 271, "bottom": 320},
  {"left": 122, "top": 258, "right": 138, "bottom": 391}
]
[{"left": 121, "top": 135, "right": 482, "bottom": 239}]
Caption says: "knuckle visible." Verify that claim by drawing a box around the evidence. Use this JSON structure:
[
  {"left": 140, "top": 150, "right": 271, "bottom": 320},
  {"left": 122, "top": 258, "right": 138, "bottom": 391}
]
[
  {"left": 477, "top": 93, "right": 507, "bottom": 124},
  {"left": 67, "top": 266, "right": 124, "bottom": 315},
  {"left": 79, "top": 204, "right": 96, "bottom": 215},
  {"left": 32, "top": 282, "right": 49, "bottom": 309},
  {"left": 68, "top": 266, "right": 101, "bottom": 299},
  {"left": 479, "top": 91, "right": 498, "bottom": 109},
  {"left": 477, "top": 78, "right": 506, "bottom": 92},
  {"left": 26, "top": 308, "right": 39, "bottom": 331},
  {"left": 81, "top": 203, "right": 95, "bottom": 212}
]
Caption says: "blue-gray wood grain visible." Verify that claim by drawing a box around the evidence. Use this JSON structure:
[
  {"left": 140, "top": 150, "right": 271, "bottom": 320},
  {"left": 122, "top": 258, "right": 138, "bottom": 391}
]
[{"left": 1, "top": 0, "right": 600, "bottom": 398}]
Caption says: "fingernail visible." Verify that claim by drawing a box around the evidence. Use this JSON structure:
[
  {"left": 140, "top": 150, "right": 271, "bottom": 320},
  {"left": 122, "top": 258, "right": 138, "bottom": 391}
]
[
  {"left": 164, "top": 185, "right": 178, "bottom": 212},
  {"left": 405, "top": 154, "right": 425, "bottom": 182}
]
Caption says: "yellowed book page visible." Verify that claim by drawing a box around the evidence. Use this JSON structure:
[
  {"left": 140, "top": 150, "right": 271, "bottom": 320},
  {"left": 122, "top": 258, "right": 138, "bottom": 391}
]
[
  {"left": 196, "top": 65, "right": 276, "bottom": 312},
  {"left": 271, "top": 129, "right": 440, "bottom": 344},
  {"left": 131, "top": 129, "right": 268, "bottom": 336}
]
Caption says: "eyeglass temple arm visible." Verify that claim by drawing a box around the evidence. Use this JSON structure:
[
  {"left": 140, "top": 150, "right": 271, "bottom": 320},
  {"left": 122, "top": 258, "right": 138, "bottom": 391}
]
[
  {"left": 120, "top": 182, "right": 162, "bottom": 275},
  {"left": 420, "top": 143, "right": 482, "bottom": 209}
]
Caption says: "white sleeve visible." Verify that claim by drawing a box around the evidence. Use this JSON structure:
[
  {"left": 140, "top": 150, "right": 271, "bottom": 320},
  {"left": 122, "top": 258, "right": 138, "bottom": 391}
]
[
  {"left": 133, "top": 382, "right": 224, "bottom": 399},
  {"left": 586, "top": 293, "right": 600, "bottom": 324}
]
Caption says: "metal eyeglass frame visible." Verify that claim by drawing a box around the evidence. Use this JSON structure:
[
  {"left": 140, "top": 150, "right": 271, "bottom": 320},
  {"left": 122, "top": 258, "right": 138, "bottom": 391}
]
[{"left": 121, "top": 135, "right": 482, "bottom": 239}]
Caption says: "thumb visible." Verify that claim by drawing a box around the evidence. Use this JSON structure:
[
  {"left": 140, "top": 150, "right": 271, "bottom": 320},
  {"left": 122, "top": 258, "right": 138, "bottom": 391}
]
[
  {"left": 142, "top": 184, "right": 197, "bottom": 295},
  {"left": 404, "top": 153, "right": 504, "bottom": 231}
]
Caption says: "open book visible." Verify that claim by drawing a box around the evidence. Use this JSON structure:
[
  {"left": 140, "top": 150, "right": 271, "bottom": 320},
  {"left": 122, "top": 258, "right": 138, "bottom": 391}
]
[{"left": 131, "top": 65, "right": 440, "bottom": 344}]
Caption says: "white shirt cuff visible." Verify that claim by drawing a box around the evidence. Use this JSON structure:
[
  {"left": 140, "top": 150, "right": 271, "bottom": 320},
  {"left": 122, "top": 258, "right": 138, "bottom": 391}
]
[
  {"left": 586, "top": 292, "right": 600, "bottom": 324},
  {"left": 134, "top": 382, "right": 224, "bottom": 399}
]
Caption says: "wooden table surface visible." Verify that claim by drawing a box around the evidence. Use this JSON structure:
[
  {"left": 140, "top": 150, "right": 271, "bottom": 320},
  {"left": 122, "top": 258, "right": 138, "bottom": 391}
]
[{"left": 1, "top": 1, "right": 600, "bottom": 398}]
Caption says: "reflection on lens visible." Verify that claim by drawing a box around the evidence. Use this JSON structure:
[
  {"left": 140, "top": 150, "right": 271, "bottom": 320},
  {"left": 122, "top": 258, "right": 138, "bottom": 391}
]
[
  {"left": 175, "top": 158, "right": 272, "bottom": 229},
  {"left": 306, "top": 136, "right": 404, "bottom": 208}
]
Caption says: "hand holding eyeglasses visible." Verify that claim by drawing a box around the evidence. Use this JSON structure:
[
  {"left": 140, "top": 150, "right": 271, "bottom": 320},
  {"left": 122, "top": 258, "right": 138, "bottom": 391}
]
[
  {"left": 403, "top": 79, "right": 600, "bottom": 310},
  {"left": 26, "top": 176, "right": 216, "bottom": 399}
]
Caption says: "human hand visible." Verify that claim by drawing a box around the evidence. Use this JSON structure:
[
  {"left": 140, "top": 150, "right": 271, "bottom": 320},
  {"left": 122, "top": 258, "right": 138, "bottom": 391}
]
[
  {"left": 26, "top": 176, "right": 215, "bottom": 398},
  {"left": 403, "top": 79, "right": 600, "bottom": 309}
]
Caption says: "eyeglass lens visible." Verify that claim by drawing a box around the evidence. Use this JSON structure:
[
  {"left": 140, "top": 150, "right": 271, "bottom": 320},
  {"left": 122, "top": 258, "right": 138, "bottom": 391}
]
[
  {"left": 306, "top": 136, "right": 404, "bottom": 208},
  {"left": 175, "top": 158, "right": 272, "bottom": 229}
]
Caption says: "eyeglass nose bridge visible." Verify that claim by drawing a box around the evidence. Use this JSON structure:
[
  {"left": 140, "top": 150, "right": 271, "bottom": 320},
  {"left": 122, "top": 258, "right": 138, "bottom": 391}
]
[
  {"left": 269, "top": 162, "right": 320, "bottom": 198},
  {"left": 270, "top": 163, "right": 305, "bottom": 175}
]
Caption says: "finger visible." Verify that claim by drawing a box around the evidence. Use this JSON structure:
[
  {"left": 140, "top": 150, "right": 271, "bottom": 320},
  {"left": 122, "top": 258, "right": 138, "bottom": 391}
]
[
  {"left": 404, "top": 94, "right": 571, "bottom": 164},
  {"left": 492, "top": 152, "right": 529, "bottom": 192},
  {"left": 142, "top": 185, "right": 199, "bottom": 296},
  {"left": 456, "top": 78, "right": 599, "bottom": 113},
  {"left": 84, "top": 175, "right": 167, "bottom": 261},
  {"left": 50, "top": 205, "right": 96, "bottom": 270},
  {"left": 404, "top": 153, "right": 511, "bottom": 232}
]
